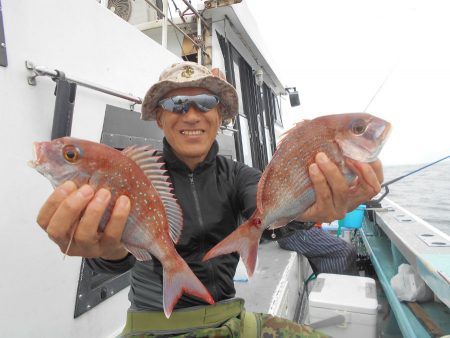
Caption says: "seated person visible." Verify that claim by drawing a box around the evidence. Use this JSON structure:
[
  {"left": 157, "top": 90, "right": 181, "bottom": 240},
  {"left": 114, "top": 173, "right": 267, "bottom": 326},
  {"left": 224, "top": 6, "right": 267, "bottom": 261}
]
[{"left": 278, "top": 227, "right": 358, "bottom": 275}]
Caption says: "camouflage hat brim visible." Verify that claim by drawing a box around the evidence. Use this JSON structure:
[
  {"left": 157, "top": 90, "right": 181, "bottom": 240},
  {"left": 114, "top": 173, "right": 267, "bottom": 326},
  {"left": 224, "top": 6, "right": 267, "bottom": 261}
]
[{"left": 141, "top": 63, "right": 238, "bottom": 121}]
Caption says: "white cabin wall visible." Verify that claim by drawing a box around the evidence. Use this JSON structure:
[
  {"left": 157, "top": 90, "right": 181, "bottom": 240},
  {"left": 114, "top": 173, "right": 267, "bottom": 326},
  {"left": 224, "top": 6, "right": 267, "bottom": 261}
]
[
  {"left": 128, "top": 0, "right": 158, "bottom": 25},
  {"left": 0, "top": 0, "right": 179, "bottom": 337},
  {"left": 143, "top": 26, "right": 185, "bottom": 58},
  {"left": 210, "top": 30, "right": 226, "bottom": 74}
]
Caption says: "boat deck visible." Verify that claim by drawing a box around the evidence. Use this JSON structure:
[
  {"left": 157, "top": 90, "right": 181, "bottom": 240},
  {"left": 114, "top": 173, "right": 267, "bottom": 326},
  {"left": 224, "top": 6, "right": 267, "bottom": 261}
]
[
  {"left": 234, "top": 200, "right": 450, "bottom": 337},
  {"left": 361, "top": 198, "right": 450, "bottom": 337},
  {"left": 234, "top": 240, "right": 312, "bottom": 320}
]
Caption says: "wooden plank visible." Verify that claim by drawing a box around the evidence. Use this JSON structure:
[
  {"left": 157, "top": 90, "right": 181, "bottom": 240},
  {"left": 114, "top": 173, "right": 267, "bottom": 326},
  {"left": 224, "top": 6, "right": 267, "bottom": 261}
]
[{"left": 407, "top": 302, "right": 444, "bottom": 337}]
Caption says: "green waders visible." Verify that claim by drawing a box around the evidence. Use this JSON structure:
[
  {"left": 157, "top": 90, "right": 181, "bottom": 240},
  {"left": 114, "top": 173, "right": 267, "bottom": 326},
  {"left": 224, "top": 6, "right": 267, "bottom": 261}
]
[{"left": 119, "top": 298, "right": 329, "bottom": 338}]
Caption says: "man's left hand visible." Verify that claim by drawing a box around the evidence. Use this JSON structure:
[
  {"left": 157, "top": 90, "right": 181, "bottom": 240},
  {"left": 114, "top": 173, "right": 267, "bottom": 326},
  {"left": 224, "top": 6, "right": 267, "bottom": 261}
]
[{"left": 296, "top": 152, "right": 383, "bottom": 223}]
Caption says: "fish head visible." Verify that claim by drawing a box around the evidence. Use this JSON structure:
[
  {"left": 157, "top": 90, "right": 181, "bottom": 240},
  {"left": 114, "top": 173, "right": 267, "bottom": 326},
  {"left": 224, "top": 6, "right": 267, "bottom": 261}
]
[
  {"left": 28, "top": 137, "right": 105, "bottom": 187},
  {"left": 332, "top": 113, "right": 391, "bottom": 162}
]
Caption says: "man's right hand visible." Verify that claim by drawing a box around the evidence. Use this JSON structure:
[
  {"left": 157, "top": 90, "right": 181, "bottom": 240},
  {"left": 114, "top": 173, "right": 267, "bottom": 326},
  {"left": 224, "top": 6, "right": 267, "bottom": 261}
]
[{"left": 36, "top": 181, "right": 130, "bottom": 260}]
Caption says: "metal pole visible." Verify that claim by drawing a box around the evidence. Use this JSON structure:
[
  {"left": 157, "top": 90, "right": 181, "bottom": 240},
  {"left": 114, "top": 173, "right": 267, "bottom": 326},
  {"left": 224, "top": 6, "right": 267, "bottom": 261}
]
[
  {"left": 381, "top": 155, "right": 450, "bottom": 188},
  {"left": 197, "top": 15, "right": 202, "bottom": 64},
  {"left": 26, "top": 61, "right": 142, "bottom": 104},
  {"left": 180, "top": 0, "right": 210, "bottom": 30},
  {"left": 220, "top": 125, "right": 238, "bottom": 133},
  {"left": 143, "top": 0, "right": 209, "bottom": 57},
  {"left": 376, "top": 155, "right": 450, "bottom": 203},
  {"left": 171, "top": 0, "right": 187, "bottom": 24},
  {"left": 162, "top": 0, "right": 168, "bottom": 48}
]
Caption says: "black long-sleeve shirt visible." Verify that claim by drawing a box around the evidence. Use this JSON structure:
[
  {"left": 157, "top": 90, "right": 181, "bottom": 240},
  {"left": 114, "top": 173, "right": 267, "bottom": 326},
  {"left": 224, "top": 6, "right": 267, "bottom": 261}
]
[
  {"left": 87, "top": 138, "right": 313, "bottom": 311},
  {"left": 87, "top": 139, "right": 260, "bottom": 310}
]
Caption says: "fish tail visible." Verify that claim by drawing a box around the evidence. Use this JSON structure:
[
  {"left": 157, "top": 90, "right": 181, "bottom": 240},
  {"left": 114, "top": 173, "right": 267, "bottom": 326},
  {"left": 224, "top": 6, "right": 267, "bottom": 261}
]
[
  {"left": 162, "top": 258, "right": 214, "bottom": 318},
  {"left": 202, "top": 218, "right": 262, "bottom": 277}
]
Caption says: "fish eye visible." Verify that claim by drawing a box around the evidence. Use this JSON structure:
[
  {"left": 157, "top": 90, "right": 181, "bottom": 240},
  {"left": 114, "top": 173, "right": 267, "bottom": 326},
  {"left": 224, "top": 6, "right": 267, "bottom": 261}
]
[
  {"left": 350, "top": 119, "right": 367, "bottom": 135},
  {"left": 63, "top": 145, "right": 80, "bottom": 163}
]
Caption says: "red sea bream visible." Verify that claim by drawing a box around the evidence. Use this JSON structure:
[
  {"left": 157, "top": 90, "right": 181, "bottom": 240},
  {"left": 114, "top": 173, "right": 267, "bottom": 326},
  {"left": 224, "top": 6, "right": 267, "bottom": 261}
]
[
  {"left": 203, "top": 113, "right": 391, "bottom": 277},
  {"left": 29, "top": 137, "right": 214, "bottom": 317}
]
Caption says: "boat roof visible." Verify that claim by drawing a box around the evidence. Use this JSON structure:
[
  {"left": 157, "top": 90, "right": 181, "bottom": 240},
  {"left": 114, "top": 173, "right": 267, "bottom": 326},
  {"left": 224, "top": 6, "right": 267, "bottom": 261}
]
[{"left": 203, "top": 2, "right": 286, "bottom": 95}]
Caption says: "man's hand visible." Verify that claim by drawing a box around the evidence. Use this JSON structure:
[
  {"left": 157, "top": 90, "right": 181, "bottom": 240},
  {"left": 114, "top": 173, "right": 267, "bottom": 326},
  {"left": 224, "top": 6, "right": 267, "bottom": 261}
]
[
  {"left": 36, "top": 181, "right": 130, "bottom": 260},
  {"left": 296, "top": 152, "right": 383, "bottom": 223}
]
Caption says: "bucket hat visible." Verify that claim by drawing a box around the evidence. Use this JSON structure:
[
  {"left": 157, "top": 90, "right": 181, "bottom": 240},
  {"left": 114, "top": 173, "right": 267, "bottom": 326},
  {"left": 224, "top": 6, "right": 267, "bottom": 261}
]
[{"left": 141, "top": 61, "right": 238, "bottom": 121}]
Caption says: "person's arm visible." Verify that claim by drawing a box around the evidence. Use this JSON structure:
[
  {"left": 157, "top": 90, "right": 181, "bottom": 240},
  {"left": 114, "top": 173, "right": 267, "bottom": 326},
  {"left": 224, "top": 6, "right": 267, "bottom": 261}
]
[
  {"left": 36, "top": 181, "right": 135, "bottom": 273},
  {"left": 234, "top": 162, "right": 260, "bottom": 219}
]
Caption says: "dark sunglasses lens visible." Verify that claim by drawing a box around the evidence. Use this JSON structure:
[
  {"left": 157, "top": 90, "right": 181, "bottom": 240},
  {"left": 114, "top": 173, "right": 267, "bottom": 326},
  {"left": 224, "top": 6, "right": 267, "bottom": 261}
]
[
  {"left": 159, "top": 95, "right": 219, "bottom": 114},
  {"left": 193, "top": 95, "right": 219, "bottom": 112},
  {"left": 160, "top": 96, "right": 186, "bottom": 113}
]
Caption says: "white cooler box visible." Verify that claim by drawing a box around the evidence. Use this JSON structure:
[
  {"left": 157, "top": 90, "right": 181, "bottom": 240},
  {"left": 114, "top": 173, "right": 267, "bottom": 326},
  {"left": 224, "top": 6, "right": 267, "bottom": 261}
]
[{"left": 308, "top": 273, "right": 378, "bottom": 338}]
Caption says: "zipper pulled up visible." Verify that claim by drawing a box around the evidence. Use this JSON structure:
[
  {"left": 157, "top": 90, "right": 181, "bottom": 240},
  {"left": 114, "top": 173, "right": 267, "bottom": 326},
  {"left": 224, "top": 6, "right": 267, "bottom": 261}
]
[{"left": 188, "top": 172, "right": 218, "bottom": 299}]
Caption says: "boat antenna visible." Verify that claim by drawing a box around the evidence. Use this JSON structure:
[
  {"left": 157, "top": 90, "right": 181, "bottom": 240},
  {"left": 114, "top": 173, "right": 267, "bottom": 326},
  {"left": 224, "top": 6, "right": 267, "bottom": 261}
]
[{"left": 376, "top": 155, "right": 450, "bottom": 202}]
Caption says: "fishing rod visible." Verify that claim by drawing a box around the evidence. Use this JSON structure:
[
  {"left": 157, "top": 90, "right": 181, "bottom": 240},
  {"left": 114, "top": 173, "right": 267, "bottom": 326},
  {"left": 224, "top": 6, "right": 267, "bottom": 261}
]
[{"left": 376, "top": 155, "right": 450, "bottom": 203}]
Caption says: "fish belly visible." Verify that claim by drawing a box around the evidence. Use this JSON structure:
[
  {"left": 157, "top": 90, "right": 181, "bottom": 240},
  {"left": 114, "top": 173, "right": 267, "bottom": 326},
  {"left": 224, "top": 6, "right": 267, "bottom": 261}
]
[{"left": 264, "top": 187, "right": 316, "bottom": 229}]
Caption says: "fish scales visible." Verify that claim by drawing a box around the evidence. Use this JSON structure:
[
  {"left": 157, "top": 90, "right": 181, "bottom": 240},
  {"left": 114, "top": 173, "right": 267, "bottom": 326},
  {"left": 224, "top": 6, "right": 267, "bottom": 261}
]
[
  {"left": 30, "top": 137, "right": 214, "bottom": 317},
  {"left": 260, "top": 119, "right": 349, "bottom": 225},
  {"left": 203, "top": 113, "right": 391, "bottom": 277}
]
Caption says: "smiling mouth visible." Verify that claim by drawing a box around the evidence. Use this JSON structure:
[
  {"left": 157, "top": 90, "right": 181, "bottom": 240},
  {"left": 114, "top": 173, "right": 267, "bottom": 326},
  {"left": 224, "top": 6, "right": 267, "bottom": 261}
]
[{"left": 180, "top": 130, "right": 205, "bottom": 136}]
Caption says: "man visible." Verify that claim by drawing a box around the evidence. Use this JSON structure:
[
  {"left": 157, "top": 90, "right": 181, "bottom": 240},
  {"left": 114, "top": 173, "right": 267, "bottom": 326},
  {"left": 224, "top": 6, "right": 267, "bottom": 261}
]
[{"left": 36, "top": 61, "right": 383, "bottom": 337}]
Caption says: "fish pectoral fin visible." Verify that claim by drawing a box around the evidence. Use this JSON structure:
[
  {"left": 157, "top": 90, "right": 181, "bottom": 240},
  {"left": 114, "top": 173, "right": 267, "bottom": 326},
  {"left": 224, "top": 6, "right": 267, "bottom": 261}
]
[
  {"left": 124, "top": 245, "right": 152, "bottom": 261},
  {"left": 267, "top": 218, "right": 291, "bottom": 230},
  {"left": 122, "top": 145, "right": 184, "bottom": 245}
]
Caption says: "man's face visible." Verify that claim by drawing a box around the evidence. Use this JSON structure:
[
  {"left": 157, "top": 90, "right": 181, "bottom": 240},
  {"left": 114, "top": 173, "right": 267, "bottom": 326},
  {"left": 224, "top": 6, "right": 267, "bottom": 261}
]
[{"left": 156, "top": 87, "right": 222, "bottom": 169}]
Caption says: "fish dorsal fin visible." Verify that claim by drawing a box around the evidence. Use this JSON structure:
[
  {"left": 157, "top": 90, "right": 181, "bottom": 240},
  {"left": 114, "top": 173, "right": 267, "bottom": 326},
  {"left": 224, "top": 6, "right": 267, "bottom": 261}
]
[
  {"left": 258, "top": 119, "right": 312, "bottom": 212},
  {"left": 122, "top": 145, "right": 183, "bottom": 244},
  {"left": 277, "top": 119, "right": 310, "bottom": 149}
]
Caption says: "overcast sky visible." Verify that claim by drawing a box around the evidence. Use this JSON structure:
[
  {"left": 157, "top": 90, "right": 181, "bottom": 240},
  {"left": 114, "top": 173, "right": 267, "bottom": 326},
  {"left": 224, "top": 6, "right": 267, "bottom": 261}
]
[{"left": 244, "top": 0, "right": 450, "bottom": 166}]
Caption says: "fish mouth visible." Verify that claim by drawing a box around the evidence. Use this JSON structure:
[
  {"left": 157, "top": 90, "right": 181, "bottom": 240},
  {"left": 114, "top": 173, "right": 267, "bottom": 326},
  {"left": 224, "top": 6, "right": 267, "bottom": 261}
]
[
  {"left": 27, "top": 160, "right": 37, "bottom": 168},
  {"left": 28, "top": 142, "right": 41, "bottom": 169}
]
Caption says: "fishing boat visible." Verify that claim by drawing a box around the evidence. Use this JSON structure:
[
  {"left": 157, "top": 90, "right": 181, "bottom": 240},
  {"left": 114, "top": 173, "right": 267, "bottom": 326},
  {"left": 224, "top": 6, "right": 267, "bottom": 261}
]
[{"left": 1, "top": 0, "right": 449, "bottom": 337}]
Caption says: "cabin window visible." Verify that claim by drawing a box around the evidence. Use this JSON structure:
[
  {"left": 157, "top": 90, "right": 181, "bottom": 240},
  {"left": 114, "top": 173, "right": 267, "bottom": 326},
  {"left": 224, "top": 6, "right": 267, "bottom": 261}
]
[
  {"left": 217, "top": 32, "right": 281, "bottom": 169},
  {"left": 262, "top": 84, "right": 283, "bottom": 153},
  {"left": 274, "top": 95, "right": 283, "bottom": 126}
]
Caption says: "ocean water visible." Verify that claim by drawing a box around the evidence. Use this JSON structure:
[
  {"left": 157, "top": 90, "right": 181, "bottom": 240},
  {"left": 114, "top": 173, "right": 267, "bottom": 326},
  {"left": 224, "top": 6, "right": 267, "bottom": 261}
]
[{"left": 382, "top": 161, "right": 450, "bottom": 235}]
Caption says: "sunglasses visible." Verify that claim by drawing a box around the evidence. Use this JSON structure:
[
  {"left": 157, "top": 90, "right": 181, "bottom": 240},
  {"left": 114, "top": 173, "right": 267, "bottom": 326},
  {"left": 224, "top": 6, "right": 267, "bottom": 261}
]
[{"left": 158, "top": 94, "right": 220, "bottom": 114}]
